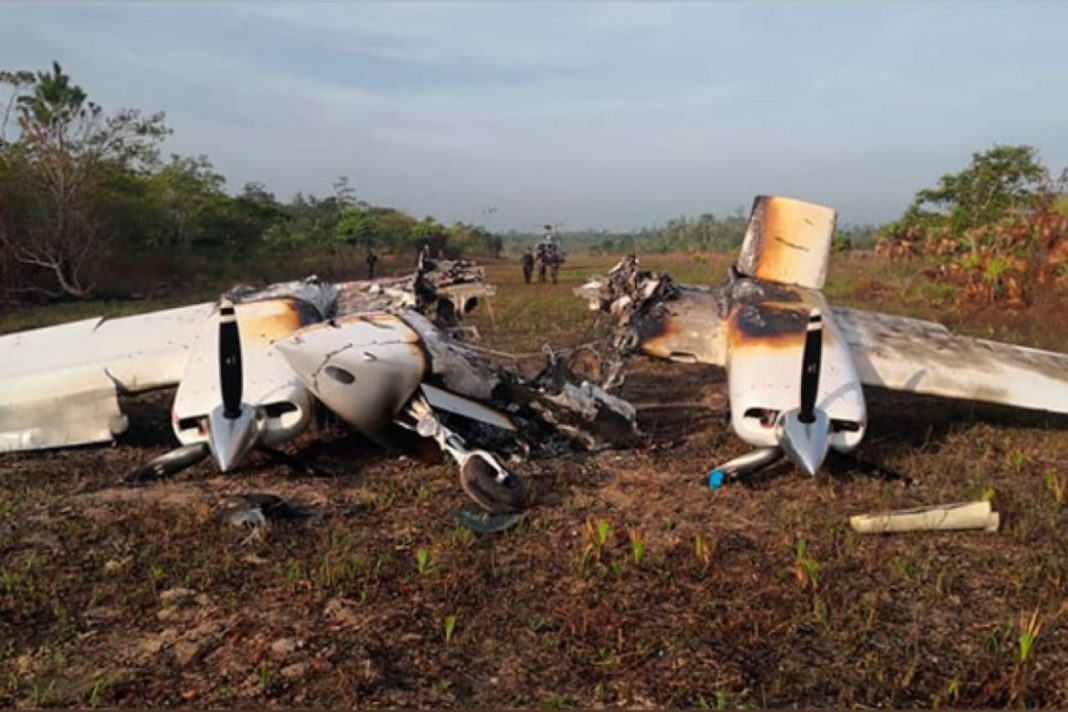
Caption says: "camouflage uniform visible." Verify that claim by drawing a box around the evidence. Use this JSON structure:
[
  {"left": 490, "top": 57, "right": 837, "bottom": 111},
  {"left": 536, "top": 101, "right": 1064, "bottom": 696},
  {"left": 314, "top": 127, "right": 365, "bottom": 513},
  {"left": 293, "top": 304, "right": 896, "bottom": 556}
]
[
  {"left": 366, "top": 250, "right": 379, "bottom": 279},
  {"left": 537, "top": 226, "right": 562, "bottom": 284},
  {"left": 521, "top": 248, "right": 535, "bottom": 284}
]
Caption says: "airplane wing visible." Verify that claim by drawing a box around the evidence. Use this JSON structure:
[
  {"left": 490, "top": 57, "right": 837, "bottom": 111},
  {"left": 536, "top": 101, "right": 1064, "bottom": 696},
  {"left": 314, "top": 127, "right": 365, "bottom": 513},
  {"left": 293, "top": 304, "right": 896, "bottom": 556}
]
[
  {"left": 627, "top": 286, "right": 727, "bottom": 366},
  {"left": 575, "top": 257, "right": 727, "bottom": 367},
  {"left": 0, "top": 302, "right": 214, "bottom": 452},
  {"left": 831, "top": 306, "right": 1068, "bottom": 414}
]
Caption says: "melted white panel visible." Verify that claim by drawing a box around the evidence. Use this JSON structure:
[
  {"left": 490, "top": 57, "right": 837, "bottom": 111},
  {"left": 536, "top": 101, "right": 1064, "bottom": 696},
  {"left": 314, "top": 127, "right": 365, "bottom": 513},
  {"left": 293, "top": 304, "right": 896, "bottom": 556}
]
[{"left": 274, "top": 312, "right": 424, "bottom": 441}]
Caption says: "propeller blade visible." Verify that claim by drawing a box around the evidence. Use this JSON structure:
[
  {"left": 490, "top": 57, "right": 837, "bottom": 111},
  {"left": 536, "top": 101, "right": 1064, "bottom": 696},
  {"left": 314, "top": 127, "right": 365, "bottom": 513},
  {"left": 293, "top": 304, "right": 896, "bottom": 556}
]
[
  {"left": 218, "top": 300, "right": 243, "bottom": 419},
  {"left": 799, "top": 309, "right": 823, "bottom": 423}
]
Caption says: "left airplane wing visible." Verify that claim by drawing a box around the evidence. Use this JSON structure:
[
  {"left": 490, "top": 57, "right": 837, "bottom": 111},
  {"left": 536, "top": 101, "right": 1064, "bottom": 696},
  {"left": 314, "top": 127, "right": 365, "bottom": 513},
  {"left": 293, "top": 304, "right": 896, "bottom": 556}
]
[
  {"left": 627, "top": 285, "right": 727, "bottom": 366},
  {"left": 832, "top": 306, "right": 1068, "bottom": 414},
  {"left": 0, "top": 302, "right": 214, "bottom": 451},
  {"left": 575, "top": 260, "right": 727, "bottom": 367}
]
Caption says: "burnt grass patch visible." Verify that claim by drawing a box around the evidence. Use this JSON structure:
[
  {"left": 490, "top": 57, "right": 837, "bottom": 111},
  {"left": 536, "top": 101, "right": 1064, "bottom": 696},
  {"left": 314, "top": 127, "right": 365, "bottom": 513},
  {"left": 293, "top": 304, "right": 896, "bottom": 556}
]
[{"left": 2, "top": 255, "right": 1068, "bottom": 707}]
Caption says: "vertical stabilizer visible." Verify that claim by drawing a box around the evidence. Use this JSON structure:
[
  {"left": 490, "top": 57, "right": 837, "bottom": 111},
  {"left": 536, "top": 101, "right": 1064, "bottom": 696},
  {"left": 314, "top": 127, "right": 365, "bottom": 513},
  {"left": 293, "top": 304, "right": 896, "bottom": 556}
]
[{"left": 736, "top": 196, "right": 837, "bottom": 289}]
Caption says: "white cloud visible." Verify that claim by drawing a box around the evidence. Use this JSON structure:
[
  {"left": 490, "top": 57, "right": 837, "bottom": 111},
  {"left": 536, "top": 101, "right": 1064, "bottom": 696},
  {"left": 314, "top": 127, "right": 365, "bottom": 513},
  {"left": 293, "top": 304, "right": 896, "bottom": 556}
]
[{"left": 1, "top": 2, "right": 1067, "bottom": 230}]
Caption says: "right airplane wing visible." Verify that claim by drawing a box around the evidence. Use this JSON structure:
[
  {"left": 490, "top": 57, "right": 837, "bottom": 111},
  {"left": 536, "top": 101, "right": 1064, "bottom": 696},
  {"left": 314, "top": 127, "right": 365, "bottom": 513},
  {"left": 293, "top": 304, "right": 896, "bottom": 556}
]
[{"left": 831, "top": 306, "right": 1068, "bottom": 414}]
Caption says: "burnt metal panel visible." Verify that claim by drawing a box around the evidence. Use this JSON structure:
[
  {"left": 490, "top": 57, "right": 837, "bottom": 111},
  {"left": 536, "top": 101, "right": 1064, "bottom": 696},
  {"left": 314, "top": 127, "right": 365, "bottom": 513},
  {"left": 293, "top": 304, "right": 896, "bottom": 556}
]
[
  {"left": 736, "top": 195, "right": 837, "bottom": 290},
  {"left": 635, "top": 287, "right": 727, "bottom": 366},
  {"left": 833, "top": 306, "right": 1068, "bottom": 414}
]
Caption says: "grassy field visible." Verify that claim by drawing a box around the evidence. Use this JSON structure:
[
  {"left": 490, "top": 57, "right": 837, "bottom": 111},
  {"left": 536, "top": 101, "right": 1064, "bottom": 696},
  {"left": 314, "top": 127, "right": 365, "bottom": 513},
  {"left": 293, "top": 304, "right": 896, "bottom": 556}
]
[{"left": 2, "top": 252, "right": 1068, "bottom": 708}]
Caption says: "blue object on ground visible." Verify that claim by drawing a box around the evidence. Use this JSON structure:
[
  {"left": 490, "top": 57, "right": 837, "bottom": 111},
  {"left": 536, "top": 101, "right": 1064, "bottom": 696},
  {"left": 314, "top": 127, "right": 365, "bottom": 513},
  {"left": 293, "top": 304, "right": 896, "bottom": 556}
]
[{"left": 708, "top": 469, "right": 726, "bottom": 489}]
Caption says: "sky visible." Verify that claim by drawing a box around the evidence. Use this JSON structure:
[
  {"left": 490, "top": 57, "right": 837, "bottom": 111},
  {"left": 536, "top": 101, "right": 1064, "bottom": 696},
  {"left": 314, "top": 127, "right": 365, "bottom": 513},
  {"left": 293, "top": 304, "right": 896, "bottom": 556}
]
[{"left": 1, "top": 2, "right": 1066, "bottom": 231}]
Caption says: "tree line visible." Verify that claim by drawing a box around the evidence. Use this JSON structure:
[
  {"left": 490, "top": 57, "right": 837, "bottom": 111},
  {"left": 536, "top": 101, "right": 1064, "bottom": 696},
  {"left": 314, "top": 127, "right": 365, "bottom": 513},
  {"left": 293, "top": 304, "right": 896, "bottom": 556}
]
[
  {"left": 876, "top": 144, "right": 1068, "bottom": 306},
  {"left": 0, "top": 63, "right": 502, "bottom": 302},
  {"left": 502, "top": 213, "right": 877, "bottom": 256},
  {"left": 3, "top": 62, "right": 1062, "bottom": 307}
]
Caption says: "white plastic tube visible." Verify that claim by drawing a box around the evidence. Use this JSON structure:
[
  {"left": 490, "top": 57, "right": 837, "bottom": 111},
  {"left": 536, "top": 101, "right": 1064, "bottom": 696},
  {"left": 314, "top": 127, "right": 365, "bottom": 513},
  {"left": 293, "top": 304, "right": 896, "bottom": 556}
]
[{"left": 850, "top": 500, "right": 999, "bottom": 534}]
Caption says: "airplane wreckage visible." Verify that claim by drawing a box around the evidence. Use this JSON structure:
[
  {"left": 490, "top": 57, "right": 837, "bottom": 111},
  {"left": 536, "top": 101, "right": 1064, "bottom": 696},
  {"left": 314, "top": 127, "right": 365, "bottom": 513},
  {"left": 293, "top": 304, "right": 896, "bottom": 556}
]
[
  {"left": 3, "top": 196, "right": 1068, "bottom": 529},
  {"left": 578, "top": 195, "right": 1068, "bottom": 484},
  {"left": 0, "top": 260, "right": 636, "bottom": 518}
]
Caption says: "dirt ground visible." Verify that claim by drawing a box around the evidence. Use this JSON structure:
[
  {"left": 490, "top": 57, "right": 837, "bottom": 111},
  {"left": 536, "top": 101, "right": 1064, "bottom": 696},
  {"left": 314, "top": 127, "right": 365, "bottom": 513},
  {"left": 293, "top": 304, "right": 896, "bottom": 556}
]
[{"left": 3, "top": 254, "right": 1068, "bottom": 708}]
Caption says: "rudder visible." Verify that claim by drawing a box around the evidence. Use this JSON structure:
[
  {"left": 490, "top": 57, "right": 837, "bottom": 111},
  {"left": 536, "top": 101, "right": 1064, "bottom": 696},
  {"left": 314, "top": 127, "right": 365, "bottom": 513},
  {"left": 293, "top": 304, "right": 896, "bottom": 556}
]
[{"left": 736, "top": 195, "right": 837, "bottom": 289}]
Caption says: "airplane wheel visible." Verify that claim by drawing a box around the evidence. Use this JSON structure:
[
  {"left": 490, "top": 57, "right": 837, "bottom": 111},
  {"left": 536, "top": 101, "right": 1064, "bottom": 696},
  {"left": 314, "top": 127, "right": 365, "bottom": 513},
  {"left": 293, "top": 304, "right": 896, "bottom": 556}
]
[{"left": 459, "top": 453, "right": 527, "bottom": 514}]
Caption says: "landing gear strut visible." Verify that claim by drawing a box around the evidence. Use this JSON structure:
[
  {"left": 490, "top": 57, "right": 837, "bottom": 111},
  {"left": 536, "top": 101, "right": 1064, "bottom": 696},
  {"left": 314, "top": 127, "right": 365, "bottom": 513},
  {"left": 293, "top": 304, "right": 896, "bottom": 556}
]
[
  {"left": 707, "top": 447, "right": 783, "bottom": 487},
  {"left": 401, "top": 396, "right": 528, "bottom": 513}
]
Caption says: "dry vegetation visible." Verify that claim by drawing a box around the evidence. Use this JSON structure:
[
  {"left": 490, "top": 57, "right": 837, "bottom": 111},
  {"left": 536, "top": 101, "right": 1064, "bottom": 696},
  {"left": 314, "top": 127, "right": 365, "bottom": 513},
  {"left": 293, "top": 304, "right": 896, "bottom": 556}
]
[
  {"left": 2, "top": 253, "right": 1068, "bottom": 708},
  {"left": 877, "top": 198, "right": 1068, "bottom": 310}
]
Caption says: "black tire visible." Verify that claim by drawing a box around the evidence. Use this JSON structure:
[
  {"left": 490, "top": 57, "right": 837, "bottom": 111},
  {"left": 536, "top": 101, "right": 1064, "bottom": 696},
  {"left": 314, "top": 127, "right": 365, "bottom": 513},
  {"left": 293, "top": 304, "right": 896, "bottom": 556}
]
[{"left": 459, "top": 453, "right": 527, "bottom": 514}]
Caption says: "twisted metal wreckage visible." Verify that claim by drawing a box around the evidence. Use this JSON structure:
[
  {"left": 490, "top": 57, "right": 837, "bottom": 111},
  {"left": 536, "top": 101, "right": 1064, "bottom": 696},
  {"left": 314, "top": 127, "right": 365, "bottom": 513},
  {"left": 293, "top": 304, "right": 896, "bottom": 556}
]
[
  {"left": 0, "top": 260, "right": 636, "bottom": 519},
  {"left": 577, "top": 195, "right": 1068, "bottom": 484},
  {"left": 4, "top": 195, "right": 1068, "bottom": 529}
]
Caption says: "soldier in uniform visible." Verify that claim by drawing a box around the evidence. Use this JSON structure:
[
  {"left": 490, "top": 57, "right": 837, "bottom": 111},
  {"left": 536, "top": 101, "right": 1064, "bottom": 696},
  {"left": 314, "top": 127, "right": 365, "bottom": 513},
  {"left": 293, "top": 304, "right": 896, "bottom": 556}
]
[
  {"left": 547, "top": 246, "right": 561, "bottom": 284},
  {"left": 365, "top": 249, "right": 379, "bottom": 279},
  {"left": 521, "top": 247, "right": 535, "bottom": 284},
  {"left": 538, "top": 225, "right": 563, "bottom": 284},
  {"left": 542, "top": 224, "right": 559, "bottom": 251}
]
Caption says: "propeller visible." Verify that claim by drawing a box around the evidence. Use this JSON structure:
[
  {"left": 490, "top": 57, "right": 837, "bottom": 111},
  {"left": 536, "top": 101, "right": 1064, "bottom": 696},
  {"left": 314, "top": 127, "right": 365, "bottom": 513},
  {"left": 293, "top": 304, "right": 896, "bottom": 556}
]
[
  {"left": 207, "top": 300, "right": 262, "bottom": 472},
  {"left": 799, "top": 309, "right": 823, "bottom": 423},
  {"left": 776, "top": 307, "right": 831, "bottom": 476},
  {"left": 218, "top": 300, "right": 243, "bottom": 419}
]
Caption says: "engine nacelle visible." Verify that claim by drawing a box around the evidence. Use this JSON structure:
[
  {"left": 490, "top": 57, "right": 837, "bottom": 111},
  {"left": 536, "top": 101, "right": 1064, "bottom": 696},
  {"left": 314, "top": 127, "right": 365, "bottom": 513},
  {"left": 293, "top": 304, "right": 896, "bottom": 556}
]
[{"left": 725, "top": 279, "right": 866, "bottom": 453}]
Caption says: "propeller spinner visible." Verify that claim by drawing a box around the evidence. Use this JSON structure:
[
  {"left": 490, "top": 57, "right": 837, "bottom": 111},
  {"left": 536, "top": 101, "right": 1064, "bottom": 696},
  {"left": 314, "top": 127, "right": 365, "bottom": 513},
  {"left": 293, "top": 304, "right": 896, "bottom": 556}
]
[{"left": 776, "top": 309, "right": 832, "bottom": 475}]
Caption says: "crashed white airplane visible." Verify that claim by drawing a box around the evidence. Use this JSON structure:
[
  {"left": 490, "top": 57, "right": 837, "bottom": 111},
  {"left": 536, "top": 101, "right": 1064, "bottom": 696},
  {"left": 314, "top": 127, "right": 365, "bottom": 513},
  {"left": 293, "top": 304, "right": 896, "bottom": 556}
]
[
  {"left": 0, "top": 261, "right": 635, "bottom": 513},
  {"left": 578, "top": 195, "right": 1068, "bottom": 482}
]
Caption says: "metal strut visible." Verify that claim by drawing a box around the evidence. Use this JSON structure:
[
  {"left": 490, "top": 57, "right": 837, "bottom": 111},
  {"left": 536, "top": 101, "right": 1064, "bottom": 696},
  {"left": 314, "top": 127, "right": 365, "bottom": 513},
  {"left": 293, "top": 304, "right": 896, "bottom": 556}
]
[
  {"left": 707, "top": 447, "right": 784, "bottom": 488},
  {"left": 399, "top": 396, "right": 527, "bottom": 513}
]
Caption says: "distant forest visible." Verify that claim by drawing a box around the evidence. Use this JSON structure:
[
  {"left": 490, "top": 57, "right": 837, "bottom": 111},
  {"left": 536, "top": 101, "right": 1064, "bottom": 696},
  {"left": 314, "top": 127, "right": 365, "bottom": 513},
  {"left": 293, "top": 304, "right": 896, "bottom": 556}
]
[
  {"left": 5, "top": 61, "right": 1058, "bottom": 306},
  {"left": 0, "top": 63, "right": 513, "bottom": 301},
  {"left": 0, "top": 62, "right": 888, "bottom": 302},
  {"left": 502, "top": 218, "right": 879, "bottom": 256}
]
